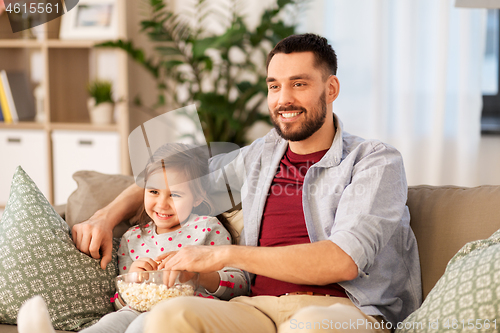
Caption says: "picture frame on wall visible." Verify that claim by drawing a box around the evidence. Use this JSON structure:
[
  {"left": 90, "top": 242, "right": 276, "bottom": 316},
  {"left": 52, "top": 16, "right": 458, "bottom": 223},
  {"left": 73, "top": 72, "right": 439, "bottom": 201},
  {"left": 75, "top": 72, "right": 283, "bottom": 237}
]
[{"left": 59, "top": 0, "right": 119, "bottom": 40}]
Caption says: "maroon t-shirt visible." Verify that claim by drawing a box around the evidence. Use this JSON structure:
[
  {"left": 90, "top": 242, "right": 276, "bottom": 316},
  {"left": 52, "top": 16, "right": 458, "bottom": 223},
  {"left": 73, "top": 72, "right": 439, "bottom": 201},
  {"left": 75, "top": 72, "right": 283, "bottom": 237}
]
[{"left": 250, "top": 147, "right": 348, "bottom": 298}]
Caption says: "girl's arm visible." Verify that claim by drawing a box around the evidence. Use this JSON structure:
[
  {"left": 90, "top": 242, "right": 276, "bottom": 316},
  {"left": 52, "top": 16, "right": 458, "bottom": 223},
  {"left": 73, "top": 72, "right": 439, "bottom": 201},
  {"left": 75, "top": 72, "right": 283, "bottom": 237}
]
[
  {"left": 204, "top": 267, "right": 249, "bottom": 299},
  {"left": 118, "top": 234, "right": 134, "bottom": 275},
  {"left": 198, "top": 217, "right": 249, "bottom": 299}
]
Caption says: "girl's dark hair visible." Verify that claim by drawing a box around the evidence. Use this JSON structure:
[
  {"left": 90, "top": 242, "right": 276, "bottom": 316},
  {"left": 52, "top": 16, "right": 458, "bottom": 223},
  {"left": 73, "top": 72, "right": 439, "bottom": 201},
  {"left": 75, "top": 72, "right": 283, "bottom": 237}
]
[
  {"left": 266, "top": 33, "right": 338, "bottom": 79},
  {"left": 136, "top": 143, "right": 238, "bottom": 244}
]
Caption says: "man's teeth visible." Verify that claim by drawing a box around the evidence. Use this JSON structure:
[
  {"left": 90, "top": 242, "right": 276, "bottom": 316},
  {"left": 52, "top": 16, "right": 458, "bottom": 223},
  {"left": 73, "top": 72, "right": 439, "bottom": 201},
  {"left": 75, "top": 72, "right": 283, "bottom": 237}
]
[{"left": 281, "top": 112, "right": 302, "bottom": 118}]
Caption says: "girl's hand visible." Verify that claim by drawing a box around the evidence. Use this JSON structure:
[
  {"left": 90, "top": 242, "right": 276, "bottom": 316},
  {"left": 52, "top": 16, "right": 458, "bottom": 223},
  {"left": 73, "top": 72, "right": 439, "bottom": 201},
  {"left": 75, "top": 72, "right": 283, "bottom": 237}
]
[{"left": 129, "top": 257, "right": 159, "bottom": 273}]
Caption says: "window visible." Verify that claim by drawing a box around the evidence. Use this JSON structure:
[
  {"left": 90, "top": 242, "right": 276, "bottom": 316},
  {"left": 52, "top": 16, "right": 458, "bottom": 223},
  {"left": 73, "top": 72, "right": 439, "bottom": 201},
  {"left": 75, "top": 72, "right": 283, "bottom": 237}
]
[{"left": 481, "top": 9, "right": 500, "bottom": 134}]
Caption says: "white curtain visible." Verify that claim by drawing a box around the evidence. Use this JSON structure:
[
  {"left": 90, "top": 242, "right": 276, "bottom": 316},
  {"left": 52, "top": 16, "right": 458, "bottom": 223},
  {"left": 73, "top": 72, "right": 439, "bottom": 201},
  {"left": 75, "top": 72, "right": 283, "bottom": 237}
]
[{"left": 299, "top": 0, "right": 487, "bottom": 186}]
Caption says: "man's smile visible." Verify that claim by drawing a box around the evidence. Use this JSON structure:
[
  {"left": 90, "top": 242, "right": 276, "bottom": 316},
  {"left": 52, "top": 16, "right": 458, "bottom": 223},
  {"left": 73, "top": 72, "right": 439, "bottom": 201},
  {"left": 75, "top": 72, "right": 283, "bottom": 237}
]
[{"left": 279, "top": 111, "right": 303, "bottom": 120}]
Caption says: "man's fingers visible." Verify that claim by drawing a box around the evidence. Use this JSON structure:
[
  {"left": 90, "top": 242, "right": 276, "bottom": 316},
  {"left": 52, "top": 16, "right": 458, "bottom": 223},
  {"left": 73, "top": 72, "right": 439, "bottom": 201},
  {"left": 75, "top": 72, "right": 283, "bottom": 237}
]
[
  {"left": 159, "top": 254, "right": 182, "bottom": 271},
  {"left": 100, "top": 240, "right": 113, "bottom": 270},
  {"left": 81, "top": 232, "right": 95, "bottom": 256},
  {"left": 72, "top": 223, "right": 94, "bottom": 255},
  {"left": 165, "top": 270, "right": 180, "bottom": 288},
  {"left": 88, "top": 232, "right": 103, "bottom": 260},
  {"left": 155, "top": 251, "right": 177, "bottom": 262},
  {"left": 71, "top": 227, "right": 82, "bottom": 251}
]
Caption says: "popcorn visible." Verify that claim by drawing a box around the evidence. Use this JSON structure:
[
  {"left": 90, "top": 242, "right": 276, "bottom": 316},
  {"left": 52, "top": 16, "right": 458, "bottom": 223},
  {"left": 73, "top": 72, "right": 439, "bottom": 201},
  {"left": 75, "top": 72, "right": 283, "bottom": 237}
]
[{"left": 117, "top": 281, "right": 195, "bottom": 312}]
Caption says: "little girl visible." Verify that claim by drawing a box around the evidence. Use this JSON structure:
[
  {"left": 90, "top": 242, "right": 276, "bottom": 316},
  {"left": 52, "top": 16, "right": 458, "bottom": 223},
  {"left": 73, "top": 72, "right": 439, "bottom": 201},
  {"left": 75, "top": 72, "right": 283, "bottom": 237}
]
[{"left": 17, "top": 143, "right": 248, "bottom": 333}]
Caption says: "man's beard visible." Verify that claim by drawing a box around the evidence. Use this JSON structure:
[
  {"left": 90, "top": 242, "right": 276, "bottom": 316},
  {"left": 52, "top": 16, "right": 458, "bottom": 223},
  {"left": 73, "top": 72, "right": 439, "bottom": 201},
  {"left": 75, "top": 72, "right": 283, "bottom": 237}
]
[{"left": 270, "top": 92, "right": 327, "bottom": 142}]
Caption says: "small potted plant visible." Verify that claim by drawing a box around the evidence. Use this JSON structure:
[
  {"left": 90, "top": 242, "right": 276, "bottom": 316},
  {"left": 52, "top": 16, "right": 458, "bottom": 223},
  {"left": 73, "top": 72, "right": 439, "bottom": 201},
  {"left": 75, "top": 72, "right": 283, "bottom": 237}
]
[{"left": 87, "top": 79, "right": 115, "bottom": 125}]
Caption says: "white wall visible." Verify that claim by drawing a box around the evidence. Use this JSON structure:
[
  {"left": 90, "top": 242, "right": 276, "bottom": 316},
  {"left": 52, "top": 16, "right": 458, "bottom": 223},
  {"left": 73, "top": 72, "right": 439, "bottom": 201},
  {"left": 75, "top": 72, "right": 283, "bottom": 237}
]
[{"left": 478, "top": 136, "right": 500, "bottom": 185}]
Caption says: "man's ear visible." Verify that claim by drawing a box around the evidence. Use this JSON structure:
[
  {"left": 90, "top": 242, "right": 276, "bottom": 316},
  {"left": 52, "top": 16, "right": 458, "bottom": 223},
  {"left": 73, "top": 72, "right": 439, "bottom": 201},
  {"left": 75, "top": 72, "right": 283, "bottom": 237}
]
[{"left": 327, "top": 75, "right": 340, "bottom": 103}]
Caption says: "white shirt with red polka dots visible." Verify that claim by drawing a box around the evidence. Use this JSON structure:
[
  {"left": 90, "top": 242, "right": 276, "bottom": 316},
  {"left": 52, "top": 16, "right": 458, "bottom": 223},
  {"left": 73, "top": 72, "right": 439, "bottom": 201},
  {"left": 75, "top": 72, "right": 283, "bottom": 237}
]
[{"left": 118, "top": 214, "right": 248, "bottom": 300}]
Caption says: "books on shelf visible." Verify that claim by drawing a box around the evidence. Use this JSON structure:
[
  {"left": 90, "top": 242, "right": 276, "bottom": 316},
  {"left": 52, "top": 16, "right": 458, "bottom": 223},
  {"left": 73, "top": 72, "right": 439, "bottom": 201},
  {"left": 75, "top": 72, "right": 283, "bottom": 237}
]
[
  {"left": 0, "top": 96, "right": 3, "bottom": 122},
  {"left": 0, "top": 73, "right": 12, "bottom": 123},
  {"left": 0, "top": 70, "right": 36, "bottom": 123},
  {"left": 0, "top": 70, "right": 18, "bottom": 122}
]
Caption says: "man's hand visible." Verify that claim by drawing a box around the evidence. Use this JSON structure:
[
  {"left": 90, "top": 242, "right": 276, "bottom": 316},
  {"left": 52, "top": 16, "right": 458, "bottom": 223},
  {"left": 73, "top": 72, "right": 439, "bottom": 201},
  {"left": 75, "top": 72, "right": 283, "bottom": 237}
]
[
  {"left": 155, "top": 251, "right": 177, "bottom": 269},
  {"left": 156, "top": 246, "right": 229, "bottom": 273},
  {"left": 71, "top": 210, "right": 114, "bottom": 270},
  {"left": 155, "top": 250, "right": 222, "bottom": 292},
  {"left": 71, "top": 183, "right": 144, "bottom": 270}
]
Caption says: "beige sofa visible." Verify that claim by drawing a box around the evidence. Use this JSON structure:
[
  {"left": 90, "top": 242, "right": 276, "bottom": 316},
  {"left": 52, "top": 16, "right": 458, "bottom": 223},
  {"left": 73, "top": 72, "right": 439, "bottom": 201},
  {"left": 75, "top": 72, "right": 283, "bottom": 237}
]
[{"left": 1, "top": 184, "right": 500, "bottom": 332}]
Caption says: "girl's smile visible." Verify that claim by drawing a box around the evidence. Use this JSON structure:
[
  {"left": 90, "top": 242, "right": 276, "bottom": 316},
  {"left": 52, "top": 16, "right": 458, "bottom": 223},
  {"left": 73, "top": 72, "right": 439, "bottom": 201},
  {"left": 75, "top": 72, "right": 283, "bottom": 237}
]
[{"left": 155, "top": 212, "right": 174, "bottom": 219}]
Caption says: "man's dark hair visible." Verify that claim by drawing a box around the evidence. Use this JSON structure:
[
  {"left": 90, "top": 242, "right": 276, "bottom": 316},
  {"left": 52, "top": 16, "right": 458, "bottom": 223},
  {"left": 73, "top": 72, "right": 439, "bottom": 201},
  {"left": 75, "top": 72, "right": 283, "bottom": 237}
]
[{"left": 266, "top": 33, "right": 337, "bottom": 79}]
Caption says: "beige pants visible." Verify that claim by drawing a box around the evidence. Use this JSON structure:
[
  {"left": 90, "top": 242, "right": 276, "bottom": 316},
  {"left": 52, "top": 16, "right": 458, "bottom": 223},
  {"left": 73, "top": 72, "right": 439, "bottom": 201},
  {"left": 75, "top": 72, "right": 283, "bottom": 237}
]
[{"left": 144, "top": 295, "right": 391, "bottom": 333}]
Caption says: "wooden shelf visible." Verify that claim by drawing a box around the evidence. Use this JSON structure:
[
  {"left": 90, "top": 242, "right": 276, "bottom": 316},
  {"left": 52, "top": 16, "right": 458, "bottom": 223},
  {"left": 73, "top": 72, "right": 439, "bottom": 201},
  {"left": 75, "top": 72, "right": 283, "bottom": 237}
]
[
  {"left": 0, "top": 122, "right": 45, "bottom": 130},
  {"left": 0, "top": 121, "right": 119, "bottom": 131},
  {"left": 50, "top": 122, "right": 119, "bottom": 131},
  {"left": 0, "top": 39, "right": 98, "bottom": 49},
  {"left": 46, "top": 40, "right": 96, "bottom": 48},
  {"left": 0, "top": 39, "right": 43, "bottom": 48}
]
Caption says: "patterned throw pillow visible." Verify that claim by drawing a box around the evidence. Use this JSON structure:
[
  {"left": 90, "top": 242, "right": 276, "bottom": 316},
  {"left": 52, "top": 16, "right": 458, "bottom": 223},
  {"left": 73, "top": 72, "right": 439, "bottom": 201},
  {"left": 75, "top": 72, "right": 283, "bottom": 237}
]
[
  {"left": 0, "top": 166, "right": 118, "bottom": 330},
  {"left": 396, "top": 229, "right": 500, "bottom": 333}
]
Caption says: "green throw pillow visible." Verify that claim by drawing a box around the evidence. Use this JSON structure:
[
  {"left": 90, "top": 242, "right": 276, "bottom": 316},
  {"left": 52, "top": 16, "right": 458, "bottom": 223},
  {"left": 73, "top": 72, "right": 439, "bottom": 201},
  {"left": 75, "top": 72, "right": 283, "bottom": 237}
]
[
  {"left": 396, "top": 229, "right": 500, "bottom": 333},
  {"left": 0, "top": 166, "right": 118, "bottom": 330}
]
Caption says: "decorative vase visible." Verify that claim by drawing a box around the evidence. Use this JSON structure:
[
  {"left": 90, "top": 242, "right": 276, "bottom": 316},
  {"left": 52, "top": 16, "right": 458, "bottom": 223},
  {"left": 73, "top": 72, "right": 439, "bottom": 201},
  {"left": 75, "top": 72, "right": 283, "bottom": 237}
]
[{"left": 88, "top": 98, "right": 114, "bottom": 125}]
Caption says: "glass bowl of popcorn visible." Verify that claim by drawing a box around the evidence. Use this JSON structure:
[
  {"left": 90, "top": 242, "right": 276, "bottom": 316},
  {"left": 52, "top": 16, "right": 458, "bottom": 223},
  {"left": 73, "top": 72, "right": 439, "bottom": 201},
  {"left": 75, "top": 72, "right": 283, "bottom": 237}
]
[{"left": 116, "top": 270, "right": 199, "bottom": 312}]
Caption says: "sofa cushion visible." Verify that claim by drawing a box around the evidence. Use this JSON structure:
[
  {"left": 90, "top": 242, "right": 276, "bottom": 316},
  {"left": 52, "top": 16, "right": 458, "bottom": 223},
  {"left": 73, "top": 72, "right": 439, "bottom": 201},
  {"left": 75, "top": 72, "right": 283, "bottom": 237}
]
[
  {"left": 396, "top": 227, "right": 500, "bottom": 332},
  {"left": 65, "top": 170, "right": 136, "bottom": 238},
  {"left": 0, "top": 167, "right": 118, "bottom": 331},
  {"left": 407, "top": 185, "right": 500, "bottom": 299}
]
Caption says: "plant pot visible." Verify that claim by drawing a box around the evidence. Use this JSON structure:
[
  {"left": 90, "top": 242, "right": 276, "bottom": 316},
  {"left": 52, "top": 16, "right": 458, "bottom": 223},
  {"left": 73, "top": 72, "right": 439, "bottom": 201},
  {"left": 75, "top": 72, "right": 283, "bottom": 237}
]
[{"left": 88, "top": 98, "right": 114, "bottom": 125}]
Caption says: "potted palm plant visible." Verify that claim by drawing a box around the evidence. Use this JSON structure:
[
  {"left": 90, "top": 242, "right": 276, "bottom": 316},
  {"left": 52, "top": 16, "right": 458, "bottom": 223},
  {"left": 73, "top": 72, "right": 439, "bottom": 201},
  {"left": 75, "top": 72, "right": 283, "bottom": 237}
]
[{"left": 98, "top": 0, "right": 301, "bottom": 145}]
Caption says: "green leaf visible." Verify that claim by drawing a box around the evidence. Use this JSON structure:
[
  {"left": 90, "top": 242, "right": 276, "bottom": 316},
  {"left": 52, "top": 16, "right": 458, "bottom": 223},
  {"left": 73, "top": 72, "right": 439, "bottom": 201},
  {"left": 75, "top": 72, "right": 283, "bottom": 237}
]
[
  {"left": 133, "top": 95, "right": 143, "bottom": 106},
  {"left": 236, "top": 81, "right": 252, "bottom": 94},
  {"left": 277, "top": 0, "right": 296, "bottom": 8},
  {"left": 162, "top": 60, "right": 184, "bottom": 69},
  {"left": 192, "top": 36, "right": 218, "bottom": 58},
  {"left": 156, "top": 46, "right": 183, "bottom": 56},
  {"left": 203, "top": 57, "right": 213, "bottom": 71}
]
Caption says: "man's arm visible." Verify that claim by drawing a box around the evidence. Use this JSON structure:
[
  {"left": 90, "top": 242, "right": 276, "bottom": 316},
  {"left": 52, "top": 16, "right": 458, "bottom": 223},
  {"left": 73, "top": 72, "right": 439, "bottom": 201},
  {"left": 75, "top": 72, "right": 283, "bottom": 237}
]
[
  {"left": 162, "top": 240, "right": 358, "bottom": 286},
  {"left": 72, "top": 183, "right": 143, "bottom": 269}
]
